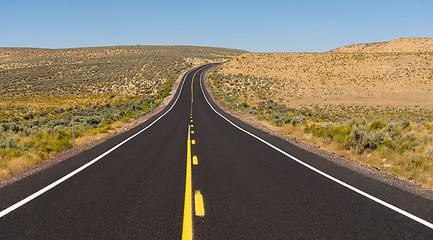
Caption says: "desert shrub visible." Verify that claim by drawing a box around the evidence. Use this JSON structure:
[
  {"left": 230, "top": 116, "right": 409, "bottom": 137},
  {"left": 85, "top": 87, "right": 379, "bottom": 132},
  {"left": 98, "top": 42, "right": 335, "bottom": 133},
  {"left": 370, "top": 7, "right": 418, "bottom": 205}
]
[
  {"left": 119, "top": 117, "right": 131, "bottom": 122},
  {"left": 53, "top": 139, "right": 72, "bottom": 152},
  {"left": 40, "top": 117, "right": 53, "bottom": 126},
  {"left": 98, "top": 129, "right": 109, "bottom": 134},
  {"left": 24, "top": 140, "right": 35, "bottom": 149},
  {"left": 304, "top": 124, "right": 314, "bottom": 133},
  {"left": 247, "top": 107, "right": 258, "bottom": 115},
  {"left": 9, "top": 122, "right": 24, "bottom": 133},
  {"left": 411, "top": 158, "right": 425, "bottom": 169},
  {"left": 348, "top": 118, "right": 367, "bottom": 127},
  {"left": 239, "top": 102, "right": 249, "bottom": 109},
  {"left": 398, "top": 132, "right": 418, "bottom": 154},
  {"left": 350, "top": 126, "right": 368, "bottom": 153},
  {"left": 382, "top": 139, "right": 396, "bottom": 150},
  {"left": 417, "top": 134, "right": 433, "bottom": 145},
  {"left": 1, "top": 123, "right": 9, "bottom": 132},
  {"left": 0, "top": 137, "right": 18, "bottom": 150},
  {"left": 100, "top": 109, "right": 120, "bottom": 122},
  {"left": 158, "top": 80, "right": 174, "bottom": 99},
  {"left": 364, "top": 131, "right": 384, "bottom": 151},
  {"left": 369, "top": 120, "right": 386, "bottom": 131},
  {"left": 383, "top": 123, "right": 402, "bottom": 139},
  {"left": 290, "top": 116, "right": 307, "bottom": 126},
  {"left": 312, "top": 125, "right": 327, "bottom": 138},
  {"left": 20, "top": 127, "right": 38, "bottom": 137},
  {"left": 23, "top": 113, "right": 34, "bottom": 120},
  {"left": 57, "top": 130, "right": 69, "bottom": 140},
  {"left": 350, "top": 125, "right": 384, "bottom": 153},
  {"left": 401, "top": 118, "right": 411, "bottom": 129},
  {"left": 72, "top": 130, "right": 83, "bottom": 138},
  {"left": 331, "top": 125, "right": 352, "bottom": 147},
  {"left": 85, "top": 115, "right": 103, "bottom": 127},
  {"left": 38, "top": 111, "right": 48, "bottom": 117},
  {"left": 270, "top": 113, "right": 289, "bottom": 126}
]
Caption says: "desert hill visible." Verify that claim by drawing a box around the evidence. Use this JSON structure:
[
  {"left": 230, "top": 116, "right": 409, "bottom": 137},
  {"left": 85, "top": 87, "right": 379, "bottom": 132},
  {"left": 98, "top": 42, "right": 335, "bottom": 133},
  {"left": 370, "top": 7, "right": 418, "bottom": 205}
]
[
  {"left": 0, "top": 46, "right": 246, "bottom": 96},
  {"left": 330, "top": 37, "right": 433, "bottom": 53},
  {"left": 219, "top": 51, "right": 433, "bottom": 109}
]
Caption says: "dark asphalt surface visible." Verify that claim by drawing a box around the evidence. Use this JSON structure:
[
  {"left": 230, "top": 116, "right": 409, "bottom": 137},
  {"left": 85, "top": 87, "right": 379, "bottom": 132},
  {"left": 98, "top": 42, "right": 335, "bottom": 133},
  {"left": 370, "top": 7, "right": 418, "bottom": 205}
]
[{"left": 0, "top": 64, "right": 432, "bottom": 239}]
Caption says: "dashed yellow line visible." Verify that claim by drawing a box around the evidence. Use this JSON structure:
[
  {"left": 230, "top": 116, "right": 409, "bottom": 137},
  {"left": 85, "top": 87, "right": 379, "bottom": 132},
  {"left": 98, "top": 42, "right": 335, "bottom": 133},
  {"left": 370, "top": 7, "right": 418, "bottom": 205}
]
[
  {"left": 182, "top": 126, "right": 193, "bottom": 240},
  {"left": 182, "top": 66, "right": 208, "bottom": 239},
  {"left": 191, "top": 130, "right": 194, "bottom": 134},
  {"left": 193, "top": 156, "right": 198, "bottom": 165},
  {"left": 195, "top": 191, "right": 205, "bottom": 217}
]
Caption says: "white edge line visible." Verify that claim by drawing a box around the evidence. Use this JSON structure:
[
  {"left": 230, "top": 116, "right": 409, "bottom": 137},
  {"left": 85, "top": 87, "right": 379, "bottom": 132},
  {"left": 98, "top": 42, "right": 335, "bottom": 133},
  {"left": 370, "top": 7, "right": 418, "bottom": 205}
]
[
  {"left": 0, "top": 67, "right": 197, "bottom": 218},
  {"left": 199, "top": 68, "right": 433, "bottom": 230}
]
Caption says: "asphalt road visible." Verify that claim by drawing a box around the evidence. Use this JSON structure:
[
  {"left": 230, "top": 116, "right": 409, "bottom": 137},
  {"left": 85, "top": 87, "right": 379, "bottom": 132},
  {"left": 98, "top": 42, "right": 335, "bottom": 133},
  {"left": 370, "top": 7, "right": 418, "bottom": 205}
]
[{"left": 0, "top": 64, "right": 432, "bottom": 239}]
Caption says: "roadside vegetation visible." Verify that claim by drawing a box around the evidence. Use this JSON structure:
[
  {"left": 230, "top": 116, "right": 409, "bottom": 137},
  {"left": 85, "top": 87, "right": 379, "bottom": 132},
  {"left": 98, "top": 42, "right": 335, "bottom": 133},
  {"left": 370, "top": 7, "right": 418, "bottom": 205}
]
[
  {"left": 210, "top": 50, "right": 433, "bottom": 188},
  {"left": 0, "top": 46, "right": 246, "bottom": 178}
]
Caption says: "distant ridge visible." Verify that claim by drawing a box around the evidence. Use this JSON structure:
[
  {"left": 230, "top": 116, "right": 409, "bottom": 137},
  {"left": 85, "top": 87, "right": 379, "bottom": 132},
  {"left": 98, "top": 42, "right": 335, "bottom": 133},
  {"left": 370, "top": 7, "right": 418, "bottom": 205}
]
[{"left": 329, "top": 37, "right": 433, "bottom": 53}]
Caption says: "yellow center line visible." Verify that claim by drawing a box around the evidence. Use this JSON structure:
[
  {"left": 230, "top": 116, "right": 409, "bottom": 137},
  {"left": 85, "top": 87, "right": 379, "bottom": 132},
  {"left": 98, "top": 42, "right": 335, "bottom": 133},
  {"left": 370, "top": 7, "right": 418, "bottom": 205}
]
[
  {"left": 182, "top": 126, "right": 193, "bottom": 240},
  {"left": 195, "top": 191, "right": 205, "bottom": 217},
  {"left": 193, "top": 156, "right": 198, "bottom": 165},
  {"left": 182, "top": 66, "right": 207, "bottom": 240}
]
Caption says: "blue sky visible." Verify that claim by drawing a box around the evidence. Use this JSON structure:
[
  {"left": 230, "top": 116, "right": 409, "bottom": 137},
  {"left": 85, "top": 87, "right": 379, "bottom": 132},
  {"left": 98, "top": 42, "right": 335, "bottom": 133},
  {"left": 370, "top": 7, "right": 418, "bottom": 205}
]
[{"left": 1, "top": 0, "right": 432, "bottom": 52}]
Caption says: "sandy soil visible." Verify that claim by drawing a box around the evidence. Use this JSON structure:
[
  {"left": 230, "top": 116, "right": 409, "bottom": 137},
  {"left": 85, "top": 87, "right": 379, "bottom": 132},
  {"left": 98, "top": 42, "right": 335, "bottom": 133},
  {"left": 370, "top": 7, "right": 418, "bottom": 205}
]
[
  {"left": 330, "top": 38, "right": 433, "bottom": 53},
  {"left": 221, "top": 51, "right": 433, "bottom": 108}
]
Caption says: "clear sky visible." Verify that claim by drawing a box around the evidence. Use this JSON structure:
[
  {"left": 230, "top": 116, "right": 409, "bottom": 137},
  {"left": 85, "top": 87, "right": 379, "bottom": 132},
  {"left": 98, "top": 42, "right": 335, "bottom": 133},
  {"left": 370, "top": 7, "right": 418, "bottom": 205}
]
[{"left": 1, "top": 0, "right": 432, "bottom": 52}]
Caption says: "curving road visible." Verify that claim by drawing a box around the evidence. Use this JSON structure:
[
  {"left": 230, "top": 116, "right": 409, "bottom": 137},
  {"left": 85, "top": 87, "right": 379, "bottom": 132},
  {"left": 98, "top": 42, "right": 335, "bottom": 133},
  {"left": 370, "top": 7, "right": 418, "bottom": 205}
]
[{"left": 0, "top": 64, "right": 432, "bottom": 239}]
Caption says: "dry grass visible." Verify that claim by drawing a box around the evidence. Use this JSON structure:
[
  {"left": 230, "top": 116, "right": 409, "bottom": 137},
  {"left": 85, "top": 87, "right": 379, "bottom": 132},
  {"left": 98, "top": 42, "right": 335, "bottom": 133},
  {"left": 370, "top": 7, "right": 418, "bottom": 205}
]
[{"left": 7, "top": 157, "right": 34, "bottom": 174}]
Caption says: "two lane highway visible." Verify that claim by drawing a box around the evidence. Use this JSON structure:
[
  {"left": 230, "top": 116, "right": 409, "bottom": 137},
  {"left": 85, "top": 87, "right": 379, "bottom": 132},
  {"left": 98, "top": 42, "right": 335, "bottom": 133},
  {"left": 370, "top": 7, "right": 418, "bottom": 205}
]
[{"left": 0, "top": 64, "right": 432, "bottom": 239}]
